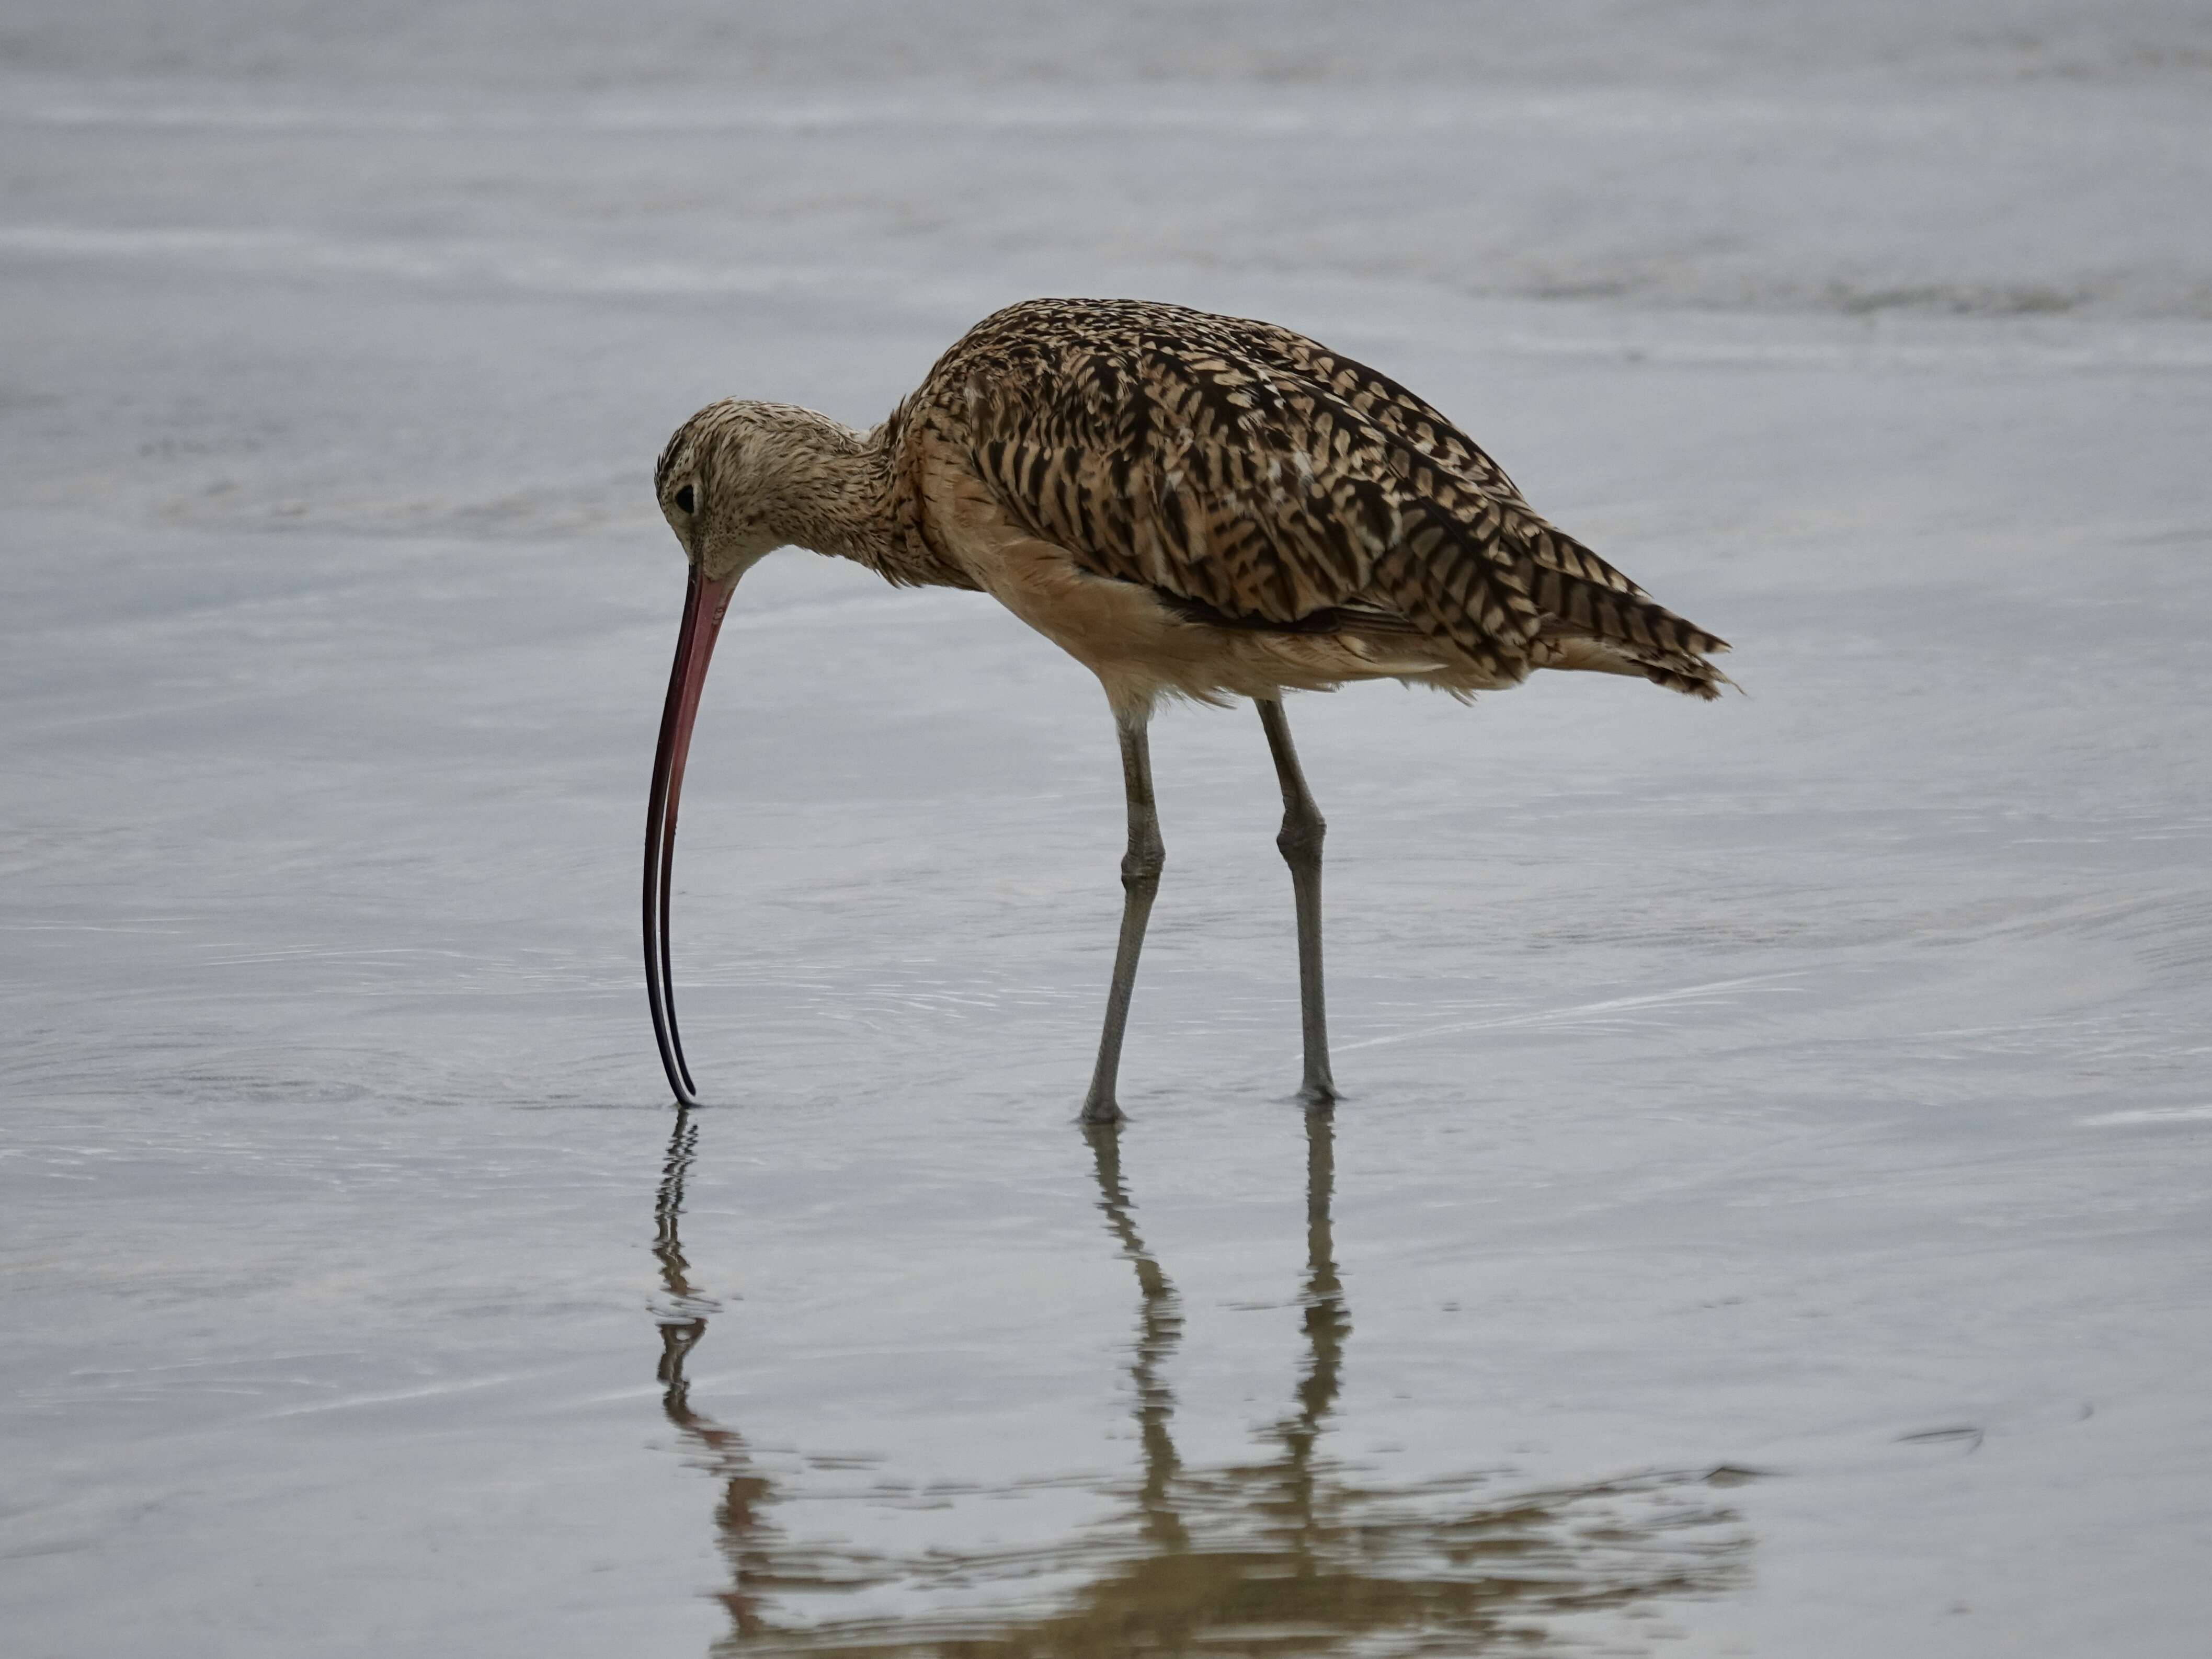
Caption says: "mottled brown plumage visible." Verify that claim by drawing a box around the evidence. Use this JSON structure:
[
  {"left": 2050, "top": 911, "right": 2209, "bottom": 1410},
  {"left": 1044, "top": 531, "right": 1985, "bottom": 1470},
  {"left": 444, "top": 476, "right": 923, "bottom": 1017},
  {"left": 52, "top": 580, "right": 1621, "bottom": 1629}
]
[
  {"left": 645, "top": 298, "right": 1733, "bottom": 1119},
  {"left": 658, "top": 297, "right": 1728, "bottom": 712}
]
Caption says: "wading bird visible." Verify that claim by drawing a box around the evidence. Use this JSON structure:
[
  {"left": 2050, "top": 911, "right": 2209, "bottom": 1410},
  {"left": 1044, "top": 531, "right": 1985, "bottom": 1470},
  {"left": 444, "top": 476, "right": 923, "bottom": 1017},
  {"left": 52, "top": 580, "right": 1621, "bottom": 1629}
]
[{"left": 645, "top": 299, "right": 1729, "bottom": 1122}]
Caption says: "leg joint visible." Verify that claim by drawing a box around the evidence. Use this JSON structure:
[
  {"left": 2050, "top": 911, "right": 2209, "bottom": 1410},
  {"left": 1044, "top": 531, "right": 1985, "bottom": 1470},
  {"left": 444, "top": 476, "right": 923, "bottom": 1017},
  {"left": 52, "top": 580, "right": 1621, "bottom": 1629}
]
[
  {"left": 1121, "top": 851, "right": 1165, "bottom": 891},
  {"left": 1276, "top": 811, "right": 1326, "bottom": 864},
  {"left": 1121, "top": 827, "right": 1165, "bottom": 891}
]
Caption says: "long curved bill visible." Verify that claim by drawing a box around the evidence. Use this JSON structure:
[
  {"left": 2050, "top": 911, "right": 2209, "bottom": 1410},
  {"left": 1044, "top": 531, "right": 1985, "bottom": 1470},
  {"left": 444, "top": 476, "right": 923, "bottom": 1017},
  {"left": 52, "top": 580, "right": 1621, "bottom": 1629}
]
[{"left": 644, "top": 564, "right": 738, "bottom": 1107}]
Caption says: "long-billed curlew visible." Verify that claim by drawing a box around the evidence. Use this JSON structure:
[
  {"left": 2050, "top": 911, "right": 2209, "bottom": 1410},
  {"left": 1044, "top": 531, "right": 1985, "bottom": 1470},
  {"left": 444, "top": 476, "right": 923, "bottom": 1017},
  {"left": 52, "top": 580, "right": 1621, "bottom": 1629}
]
[{"left": 645, "top": 298, "right": 1730, "bottom": 1122}]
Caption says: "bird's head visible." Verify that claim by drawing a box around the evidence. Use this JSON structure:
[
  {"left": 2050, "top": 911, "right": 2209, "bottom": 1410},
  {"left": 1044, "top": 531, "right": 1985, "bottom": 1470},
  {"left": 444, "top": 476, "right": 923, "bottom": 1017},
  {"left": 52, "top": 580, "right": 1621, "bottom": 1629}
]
[
  {"left": 642, "top": 397, "right": 860, "bottom": 1107},
  {"left": 654, "top": 398, "right": 824, "bottom": 583},
  {"left": 642, "top": 401, "right": 769, "bottom": 1109}
]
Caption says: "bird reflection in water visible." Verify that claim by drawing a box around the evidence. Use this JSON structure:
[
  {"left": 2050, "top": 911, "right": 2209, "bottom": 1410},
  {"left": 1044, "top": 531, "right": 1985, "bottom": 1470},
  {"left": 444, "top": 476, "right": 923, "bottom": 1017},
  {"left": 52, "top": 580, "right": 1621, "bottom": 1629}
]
[{"left": 651, "top": 1113, "right": 1750, "bottom": 1655}]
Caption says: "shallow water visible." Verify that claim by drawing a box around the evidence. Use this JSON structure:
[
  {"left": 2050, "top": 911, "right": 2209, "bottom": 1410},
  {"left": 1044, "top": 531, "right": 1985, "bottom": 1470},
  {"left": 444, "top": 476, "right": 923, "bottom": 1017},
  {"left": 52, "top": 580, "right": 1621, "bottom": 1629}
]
[
  {"left": 6, "top": 5, "right": 2212, "bottom": 1655},
  {"left": 648, "top": 1112, "right": 1751, "bottom": 1655}
]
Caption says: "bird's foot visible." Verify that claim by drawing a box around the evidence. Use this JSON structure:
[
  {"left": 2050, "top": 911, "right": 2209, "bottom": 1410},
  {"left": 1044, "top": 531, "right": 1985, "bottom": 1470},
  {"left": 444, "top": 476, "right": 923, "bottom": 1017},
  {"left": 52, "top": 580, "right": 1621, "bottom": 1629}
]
[
  {"left": 1295, "top": 1079, "right": 1338, "bottom": 1115},
  {"left": 1079, "top": 1092, "right": 1126, "bottom": 1127}
]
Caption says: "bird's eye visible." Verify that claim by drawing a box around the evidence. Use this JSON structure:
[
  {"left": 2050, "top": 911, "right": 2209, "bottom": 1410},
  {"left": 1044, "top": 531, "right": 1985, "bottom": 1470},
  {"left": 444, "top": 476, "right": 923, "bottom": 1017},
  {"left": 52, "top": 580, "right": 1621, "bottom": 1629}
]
[{"left": 674, "top": 484, "right": 696, "bottom": 515}]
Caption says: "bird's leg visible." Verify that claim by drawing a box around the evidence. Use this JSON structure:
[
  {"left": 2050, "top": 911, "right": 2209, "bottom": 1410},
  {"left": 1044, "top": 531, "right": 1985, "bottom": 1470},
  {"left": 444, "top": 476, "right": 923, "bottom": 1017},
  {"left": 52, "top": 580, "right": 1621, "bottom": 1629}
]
[
  {"left": 1258, "top": 698, "right": 1337, "bottom": 1109},
  {"left": 1082, "top": 707, "right": 1165, "bottom": 1125}
]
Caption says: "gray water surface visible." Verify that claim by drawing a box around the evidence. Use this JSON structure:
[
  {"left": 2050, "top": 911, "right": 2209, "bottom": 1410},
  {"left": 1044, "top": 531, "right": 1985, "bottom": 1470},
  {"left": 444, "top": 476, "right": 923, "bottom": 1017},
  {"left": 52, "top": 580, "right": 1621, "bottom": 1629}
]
[{"left": 5, "top": 5, "right": 2211, "bottom": 1655}]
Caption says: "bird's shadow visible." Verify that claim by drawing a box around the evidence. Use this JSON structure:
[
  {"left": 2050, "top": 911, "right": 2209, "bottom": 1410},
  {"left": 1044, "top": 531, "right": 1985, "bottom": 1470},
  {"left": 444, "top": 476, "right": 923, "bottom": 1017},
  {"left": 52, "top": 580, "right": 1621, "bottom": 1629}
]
[{"left": 648, "top": 1111, "right": 1751, "bottom": 1655}]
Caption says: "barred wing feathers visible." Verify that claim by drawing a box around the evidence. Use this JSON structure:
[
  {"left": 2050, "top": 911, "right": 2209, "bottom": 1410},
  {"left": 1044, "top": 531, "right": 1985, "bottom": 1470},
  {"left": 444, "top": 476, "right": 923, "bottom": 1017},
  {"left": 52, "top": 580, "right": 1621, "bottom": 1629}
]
[{"left": 926, "top": 300, "right": 1729, "bottom": 697}]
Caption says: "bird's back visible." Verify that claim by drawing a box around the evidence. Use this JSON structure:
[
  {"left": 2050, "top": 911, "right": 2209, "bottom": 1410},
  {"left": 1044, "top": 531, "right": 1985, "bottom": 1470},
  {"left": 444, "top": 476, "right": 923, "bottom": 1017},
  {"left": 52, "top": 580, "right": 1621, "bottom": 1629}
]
[{"left": 894, "top": 298, "right": 1730, "bottom": 701}]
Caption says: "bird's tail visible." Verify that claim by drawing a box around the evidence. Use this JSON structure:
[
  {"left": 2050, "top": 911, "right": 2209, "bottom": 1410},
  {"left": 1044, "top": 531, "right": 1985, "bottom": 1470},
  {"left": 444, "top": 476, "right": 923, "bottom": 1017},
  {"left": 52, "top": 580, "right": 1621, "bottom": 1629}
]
[
  {"left": 1368, "top": 499, "right": 1735, "bottom": 697},
  {"left": 1520, "top": 527, "right": 1734, "bottom": 699}
]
